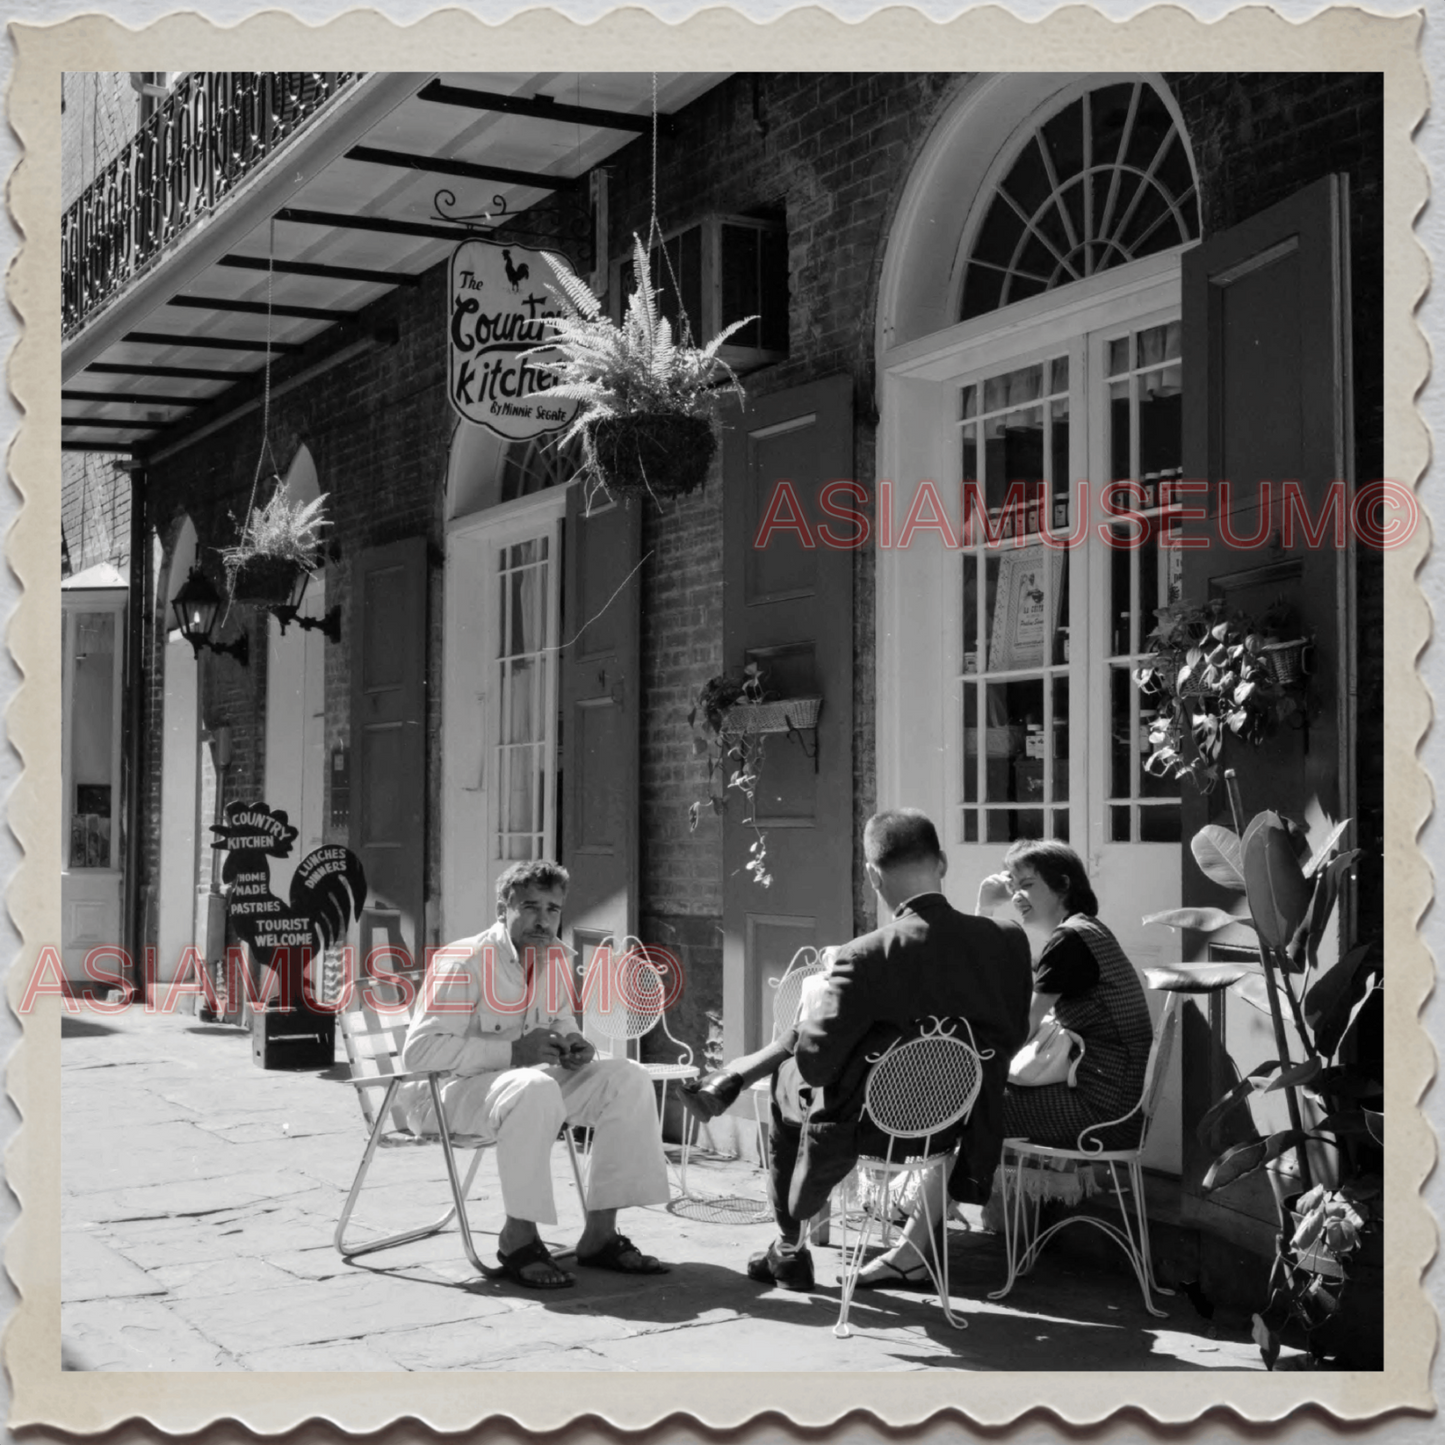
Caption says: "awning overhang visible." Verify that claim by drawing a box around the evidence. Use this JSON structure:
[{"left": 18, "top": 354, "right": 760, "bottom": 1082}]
[{"left": 62, "top": 71, "right": 728, "bottom": 461}]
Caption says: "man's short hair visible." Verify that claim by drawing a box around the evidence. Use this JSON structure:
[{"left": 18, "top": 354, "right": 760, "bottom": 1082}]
[
  {"left": 864, "top": 809, "right": 942, "bottom": 870},
  {"left": 495, "top": 859, "right": 570, "bottom": 914}
]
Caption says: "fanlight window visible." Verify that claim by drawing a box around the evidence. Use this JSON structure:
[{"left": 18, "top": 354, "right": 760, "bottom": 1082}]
[
  {"left": 499, "top": 435, "right": 584, "bottom": 502},
  {"left": 960, "top": 81, "right": 1199, "bottom": 321}
]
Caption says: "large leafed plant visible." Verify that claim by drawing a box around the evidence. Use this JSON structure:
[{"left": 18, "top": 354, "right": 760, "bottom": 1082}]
[{"left": 1144, "top": 775, "right": 1381, "bottom": 1368}]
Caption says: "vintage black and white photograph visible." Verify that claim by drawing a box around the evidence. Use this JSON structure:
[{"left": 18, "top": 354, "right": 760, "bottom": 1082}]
[{"left": 10, "top": 1, "right": 1433, "bottom": 1433}]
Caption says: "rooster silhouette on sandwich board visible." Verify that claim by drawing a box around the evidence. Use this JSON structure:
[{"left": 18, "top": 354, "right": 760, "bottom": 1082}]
[{"left": 212, "top": 800, "right": 367, "bottom": 1009}]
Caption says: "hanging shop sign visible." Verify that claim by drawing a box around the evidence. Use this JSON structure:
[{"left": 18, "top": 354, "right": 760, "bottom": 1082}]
[
  {"left": 447, "top": 237, "right": 579, "bottom": 441},
  {"left": 212, "top": 800, "right": 368, "bottom": 978}
]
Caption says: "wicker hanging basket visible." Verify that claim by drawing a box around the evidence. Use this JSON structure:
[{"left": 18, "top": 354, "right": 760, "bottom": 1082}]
[
  {"left": 1262, "top": 638, "right": 1311, "bottom": 687},
  {"left": 227, "top": 554, "right": 313, "bottom": 608},
  {"left": 585, "top": 412, "right": 718, "bottom": 500},
  {"left": 721, "top": 697, "right": 822, "bottom": 735}
]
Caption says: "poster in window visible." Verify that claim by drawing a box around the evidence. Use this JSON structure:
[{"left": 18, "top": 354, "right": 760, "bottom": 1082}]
[{"left": 988, "top": 545, "right": 1065, "bottom": 672}]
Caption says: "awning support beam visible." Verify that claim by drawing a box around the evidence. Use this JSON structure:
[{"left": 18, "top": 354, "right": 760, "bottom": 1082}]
[{"left": 416, "top": 79, "right": 666, "bottom": 136}]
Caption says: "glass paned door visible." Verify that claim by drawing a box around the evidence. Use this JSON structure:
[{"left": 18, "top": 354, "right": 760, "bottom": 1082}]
[
  {"left": 496, "top": 535, "right": 556, "bottom": 862},
  {"left": 958, "top": 352, "right": 1075, "bottom": 846}
]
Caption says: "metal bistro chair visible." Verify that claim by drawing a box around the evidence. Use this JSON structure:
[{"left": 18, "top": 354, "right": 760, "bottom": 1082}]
[
  {"left": 750, "top": 946, "right": 827, "bottom": 1165},
  {"left": 581, "top": 937, "right": 700, "bottom": 1195},
  {"left": 334, "top": 997, "right": 587, "bottom": 1273},
  {"left": 990, "top": 991, "right": 1181, "bottom": 1317},
  {"left": 834, "top": 1017, "right": 988, "bottom": 1338}
]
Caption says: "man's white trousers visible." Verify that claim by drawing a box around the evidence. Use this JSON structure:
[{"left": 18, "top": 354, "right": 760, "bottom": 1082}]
[{"left": 404, "top": 1057, "right": 670, "bottom": 1225}]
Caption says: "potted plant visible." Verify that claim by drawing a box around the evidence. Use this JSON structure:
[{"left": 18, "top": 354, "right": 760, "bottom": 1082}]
[
  {"left": 687, "top": 663, "right": 772, "bottom": 887},
  {"left": 529, "top": 235, "right": 757, "bottom": 506},
  {"left": 1143, "top": 772, "right": 1382, "bottom": 1368},
  {"left": 222, "top": 482, "right": 330, "bottom": 609},
  {"left": 1134, "top": 597, "right": 1307, "bottom": 792}
]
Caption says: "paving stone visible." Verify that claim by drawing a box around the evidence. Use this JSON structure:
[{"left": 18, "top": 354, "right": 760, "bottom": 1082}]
[
  {"left": 143, "top": 1254, "right": 302, "bottom": 1300},
  {"left": 261, "top": 1247, "right": 355, "bottom": 1282},
  {"left": 166, "top": 1269, "right": 515, "bottom": 1353},
  {"left": 72, "top": 1171, "right": 320, "bottom": 1224},
  {"left": 62, "top": 1233, "right": 168, "bottom": 1301},
  {"left": 240, "top": 1339, "right": 408, "bottom": 1371},
  {"left": 98, "top": 1218, "right": 256, "bottom": 1269},
  {"left": 62, "top": 1298, "right": 238, "bottom": 1371}
]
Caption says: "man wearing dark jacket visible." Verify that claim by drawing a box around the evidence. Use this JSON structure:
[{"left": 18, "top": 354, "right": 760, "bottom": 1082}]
[{"left": 681, "top": 809, "right": 1031, "bottom": 1290}]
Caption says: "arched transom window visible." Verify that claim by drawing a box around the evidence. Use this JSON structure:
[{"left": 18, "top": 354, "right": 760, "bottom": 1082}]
[{"left": 960, "top": 80, "right": 1199, "bottom": 321}]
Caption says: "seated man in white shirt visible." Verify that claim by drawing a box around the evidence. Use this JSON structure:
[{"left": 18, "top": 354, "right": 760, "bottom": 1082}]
[{"left": 399, "top": 860, "right": 670, "bottom": 1289}]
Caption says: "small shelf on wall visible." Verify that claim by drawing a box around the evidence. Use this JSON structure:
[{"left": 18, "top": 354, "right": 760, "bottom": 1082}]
[{"left": 720, "top": 696, "right": 821, "bottom": 736}]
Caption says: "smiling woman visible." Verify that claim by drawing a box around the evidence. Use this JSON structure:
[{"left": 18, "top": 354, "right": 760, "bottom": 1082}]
[{"left": 985, "top": 839, "right": 1154, "bottom": 1151}]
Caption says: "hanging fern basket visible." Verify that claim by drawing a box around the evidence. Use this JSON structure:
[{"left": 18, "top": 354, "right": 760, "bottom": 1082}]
[
  {"left": 227, "top": 554, "right": 313, "bottom": 609},
  {"left": 585, "top": 412, "right": 717, "bottom": 500}
]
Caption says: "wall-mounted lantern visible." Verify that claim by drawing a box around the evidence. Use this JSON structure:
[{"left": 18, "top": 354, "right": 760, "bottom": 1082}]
[
  {"left": 171, "top": 566, "right": 249, "bottom": 666},
  {"left": 270, "top": 567, "right": 341, "bottom": 643}
]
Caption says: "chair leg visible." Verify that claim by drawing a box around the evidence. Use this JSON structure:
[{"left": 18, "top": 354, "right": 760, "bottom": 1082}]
[
  {"left": 566, "top": 1130, "right": 588, "bottom": 1214},
  {"left": 919, "top": 1163, "right": 965, "bottom": 1330},
  {"left": 834, "top": 1170, "right": 882, "bottom": 1339},
  {"left": 990, "top": 1153, "right": 1047, "bottom": 1299},
  {"left": 431, "top": 1074, "right": 491, "bottom": 1275},
  {"left": 335, "top": 1077, "right": 487, "bottom": 1262}
]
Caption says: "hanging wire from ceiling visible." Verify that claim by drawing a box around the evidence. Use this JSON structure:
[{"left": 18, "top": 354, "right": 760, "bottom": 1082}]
[
  {"left": 646, "top": 73, "right": 694, "bottom": 348},
  {"left": 240, "top": 216, "right": 279, "bottom": 539}
]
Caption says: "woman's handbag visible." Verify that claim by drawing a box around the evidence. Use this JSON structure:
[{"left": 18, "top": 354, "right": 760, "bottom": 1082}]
[{"left": 1008, "top": 1015, "right": 1085, "bottom": 1087}]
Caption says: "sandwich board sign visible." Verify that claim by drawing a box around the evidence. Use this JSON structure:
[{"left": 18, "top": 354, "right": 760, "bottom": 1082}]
[{"left": 447, "top": 237, "right": 579, "bottom": 441}]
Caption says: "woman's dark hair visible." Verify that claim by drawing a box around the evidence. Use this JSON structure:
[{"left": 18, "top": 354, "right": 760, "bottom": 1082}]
[{"left": 1003, "top": 840, "right": 1099, "bottom": 917}]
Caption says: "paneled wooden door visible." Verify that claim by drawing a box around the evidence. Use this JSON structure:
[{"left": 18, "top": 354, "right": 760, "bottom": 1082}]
[{"left": 721, "top": 375, "right": 855, "bottom": 1063}]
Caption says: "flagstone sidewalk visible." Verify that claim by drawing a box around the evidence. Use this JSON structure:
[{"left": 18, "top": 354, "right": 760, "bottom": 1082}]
[{"left": 60, "top": 1007, "right": 1265, "bottom": 1372}]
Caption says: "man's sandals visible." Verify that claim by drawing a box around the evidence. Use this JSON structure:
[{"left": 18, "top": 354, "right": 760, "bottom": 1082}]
[
  {"left": 492, "top": 1238, "right": 575, "bottom": 1290},
  {"left": 577, "top": 1232, "right": 669, "bottom": 1275}
]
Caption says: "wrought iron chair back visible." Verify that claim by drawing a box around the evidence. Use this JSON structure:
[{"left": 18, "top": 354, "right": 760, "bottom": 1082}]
[
  {"left": 861, "top": 1022, "right": 986, "bottom": 1144},
  {"left": 580, "top": 936, "right": 699, "bottom": 1194},
  {"left": 835, "top": 1017, "right": 989, "bottom": 1338}
]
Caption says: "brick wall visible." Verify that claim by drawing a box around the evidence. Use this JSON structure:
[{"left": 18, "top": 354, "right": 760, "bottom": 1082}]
[
  {"left": 61, "top": 452, "right": 131, "bottom": 574},
  {"left": 140, "top": 273, "right": 452, "bottom": 951},
  {"left": 1170, "top": 72, "right": 1385, "bottom": 927},
  {"left": 62, "top": 73, "right": 137, "bottom": 208},
  {"left": 602, "top": 73, "right": 962, "bottom": 963}
]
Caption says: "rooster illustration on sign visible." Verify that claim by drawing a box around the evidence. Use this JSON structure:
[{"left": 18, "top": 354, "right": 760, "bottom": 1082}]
[
  {"left": 211, "top": 800, "right": 367, "bottom": 989},
  {"left": 501, "top": 248, "right": 530, "bottom": 291}
]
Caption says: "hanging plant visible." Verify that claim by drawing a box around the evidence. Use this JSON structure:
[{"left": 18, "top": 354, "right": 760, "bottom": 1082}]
[
  {"left": 688, "top": 663, "right": 772, "bottom": 887},
  {"left": 221, "top": 481, "right": 330, "bottom": 608},
  {"left": 526, "top": 234, "right": 756, "bottom": 507},
  {"left": 1133, "top": 596, "right": 1308, "bottom": 792}
]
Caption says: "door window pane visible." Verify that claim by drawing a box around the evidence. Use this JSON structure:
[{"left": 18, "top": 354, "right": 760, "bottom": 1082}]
[
  {"left": 957, "top": 353, "right": 1070, "bottom": 848},
  {"left": 68, "top": 611, "right": 117, "bottom": 869},
  {"left": 1104, "top": 322, "right": 1185, "bottom": 841},
  {"left": 496, "top": 536, "right": 552, "bottom": 861}
]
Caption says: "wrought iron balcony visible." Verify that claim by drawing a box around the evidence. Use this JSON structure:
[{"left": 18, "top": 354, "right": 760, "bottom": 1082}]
[{"left": 62, "top": 72, "right": 360, "bottom": 339}]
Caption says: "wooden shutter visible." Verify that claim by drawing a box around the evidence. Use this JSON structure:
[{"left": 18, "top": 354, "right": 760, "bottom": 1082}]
[
  {"left": 350, "top": 536, "right": 428, "bottom": 970},
  {"left": 720, "top": 374, "right": 854, "bottom": 1062},
  {"left": 1178, "top": 175, "right": 1352, "bottom": 1245},
  {"left": 559, "top": 488, "right": 640, "bottom": 972}
]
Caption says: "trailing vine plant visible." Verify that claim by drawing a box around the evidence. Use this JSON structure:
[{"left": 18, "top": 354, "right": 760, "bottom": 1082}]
[{"left": 687, "top": 662, "right": 772, "bottom": 887}]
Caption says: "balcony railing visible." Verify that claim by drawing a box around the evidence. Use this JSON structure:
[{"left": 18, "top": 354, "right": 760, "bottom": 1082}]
[{"left": 62, "top": 72, "right": 361, "bottom": 339}]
